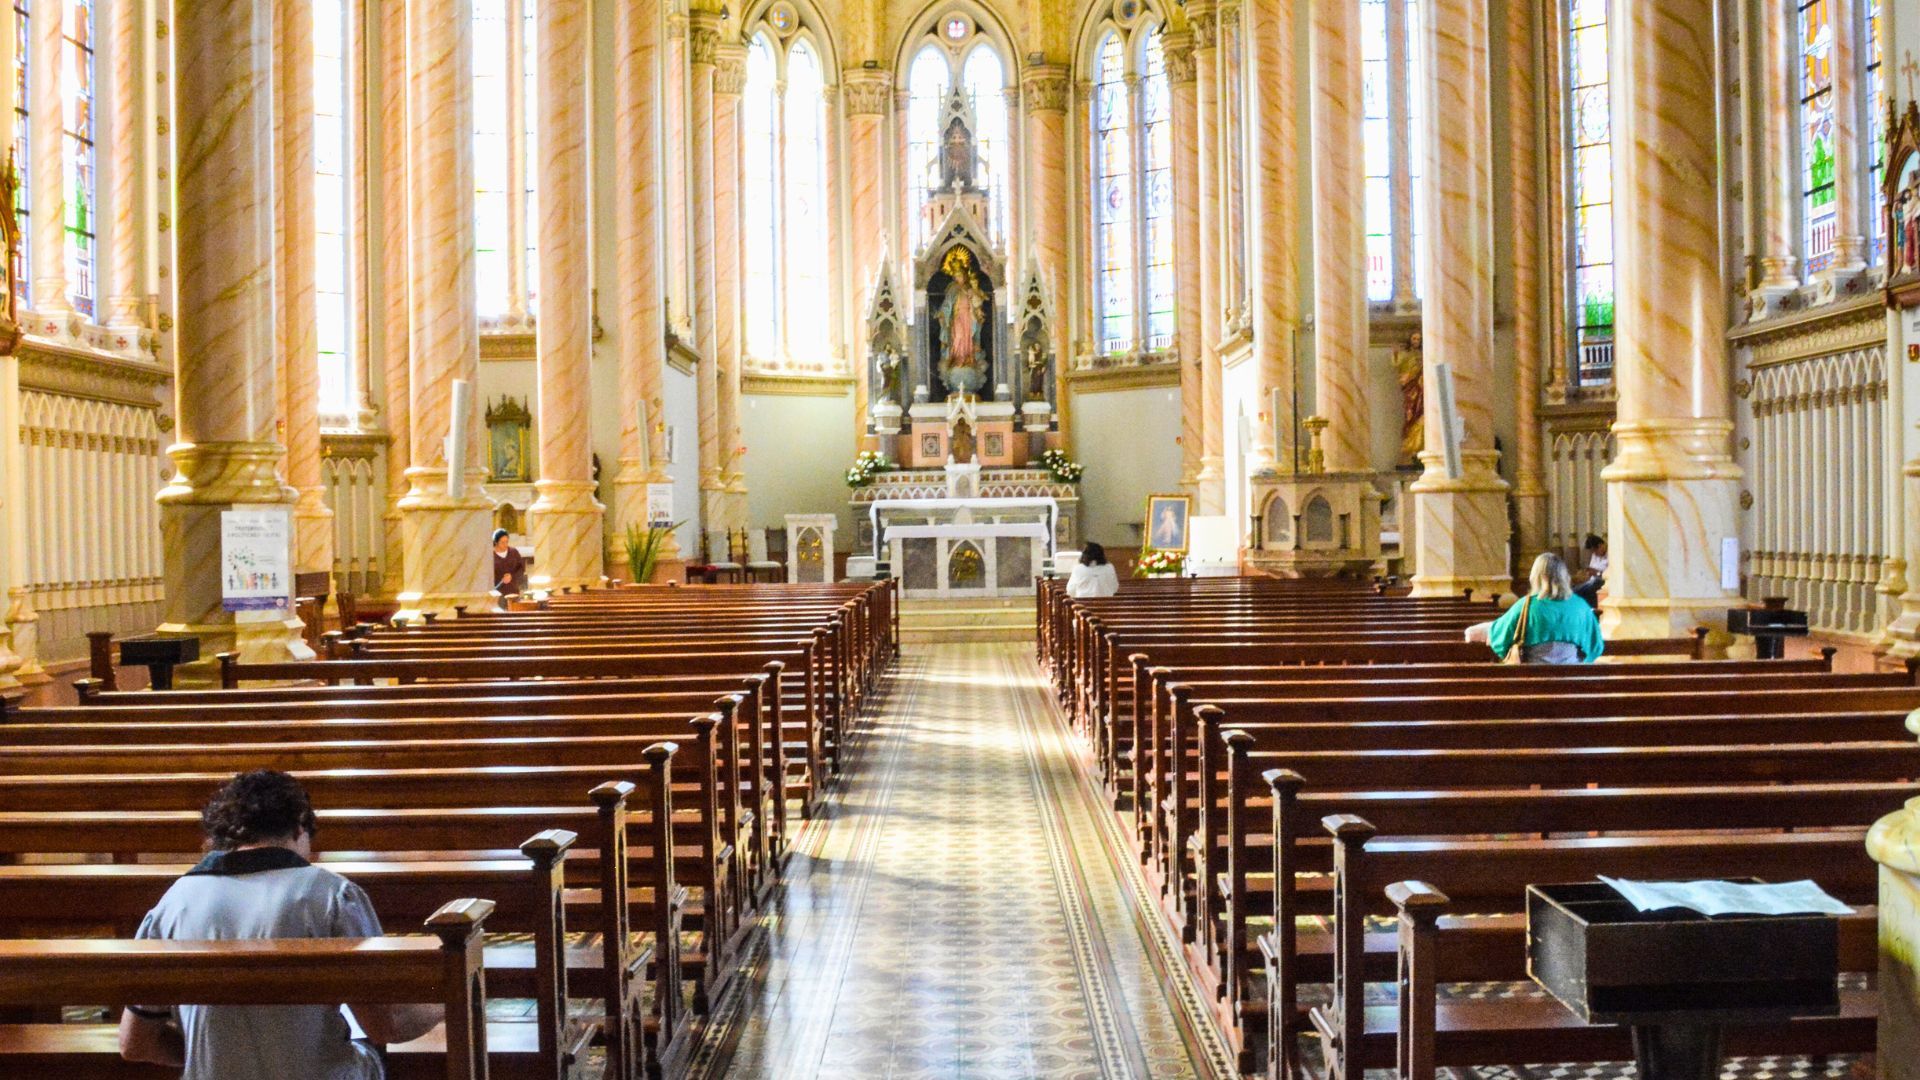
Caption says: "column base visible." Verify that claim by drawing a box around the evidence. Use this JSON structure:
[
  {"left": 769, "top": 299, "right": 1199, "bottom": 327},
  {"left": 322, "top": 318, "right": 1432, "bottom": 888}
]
[
  {"left": 698, "top": 484, "right": 729, "bottom": 545},
  {"left": 3, "top": 594, "right": 47, "bottom": 685},
  {"left": 395, "top": 465, "right": 497, "bottom": 618},
  {"left": 155, "top": 612, "right": 315, "bottom": 685},
  {"left": 1196, "top": 456, "right": 1226, "bottom": 516},
  {"left": 1407, "top": 450, "right": 1513, "bottom": 600},
  {"left": 1599, "top": 419, "right": 1742, "bottom": 640},
  {"left": 293, "top": 484, "right": 335, "bottom": 583},
  {"left": 156, "top": 440, "right": 305, "bottom": 663},
  {"left": 528, "top": 478, "right": 606, "bottom": 590},
  {"left": 606, "top": 461, "right": 683, "bottom": 582},
  {"left": 1869, "top": 799, "right": 1920, "bottom": 1080}
]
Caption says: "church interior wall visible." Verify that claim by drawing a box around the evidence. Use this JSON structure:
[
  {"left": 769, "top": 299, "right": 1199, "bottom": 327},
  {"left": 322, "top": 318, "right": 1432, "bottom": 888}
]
[
  {"left": 1067, "top": 382, "right": 1181, "bottom": 550},
  {"left": 741, "top": 389, "right": 860, "bottom": 546}
]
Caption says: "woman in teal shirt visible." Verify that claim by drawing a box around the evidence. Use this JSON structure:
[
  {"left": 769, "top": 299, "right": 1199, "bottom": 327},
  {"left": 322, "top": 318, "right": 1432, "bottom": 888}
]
[{"left": 1486, "top": 553, "right": 1606, "bottom": 663}]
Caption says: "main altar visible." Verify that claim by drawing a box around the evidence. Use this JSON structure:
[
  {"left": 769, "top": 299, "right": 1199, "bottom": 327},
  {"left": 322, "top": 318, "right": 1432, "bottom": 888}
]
[{"left": 849, "top": 87, "right": 1075, "bottom": 598}]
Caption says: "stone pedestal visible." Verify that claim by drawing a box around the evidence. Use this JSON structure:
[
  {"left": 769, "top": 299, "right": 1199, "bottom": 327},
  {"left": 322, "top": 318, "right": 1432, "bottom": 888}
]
[
  {"left": 395, "top": 466, "right": 496, "bottom": 620},
  {"left": 1409, "top": 450, "right": 1513, "bottom": 599},
  {"left": 1599, "top": 420, "right": 1742, "bottom": 640},
  {"left": 528, "top": 479, "right": 605, "bottom": 590},
  {"left": 1246, "top": 470, "right": 1383, "bottom": 578},
  {"left": 784, "top": 514, "right": 837, "bottom": 584},
  {"left": 1868, "top": 791, "right": 1920, "bottom": 1080}
]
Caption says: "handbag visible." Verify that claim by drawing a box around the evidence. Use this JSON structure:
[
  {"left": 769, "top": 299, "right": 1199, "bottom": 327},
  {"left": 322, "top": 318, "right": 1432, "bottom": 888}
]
[{"left": 1502, "top": 597, "right": 1533, "bottom": 665}]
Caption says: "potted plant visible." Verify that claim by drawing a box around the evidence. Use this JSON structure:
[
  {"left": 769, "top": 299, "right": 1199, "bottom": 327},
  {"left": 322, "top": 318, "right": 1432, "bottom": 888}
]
[{"left": 622, "top": 520, "right": 681, "bottom": 585}]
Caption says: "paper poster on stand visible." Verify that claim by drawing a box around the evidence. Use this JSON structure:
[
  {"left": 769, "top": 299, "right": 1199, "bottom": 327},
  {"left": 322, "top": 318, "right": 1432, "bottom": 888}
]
[
  {"left": 647, "top": 483, "right": 675, "bottom": 526},
  {"left": 221, "top": 509, "right": 292, "bottom": 612}
]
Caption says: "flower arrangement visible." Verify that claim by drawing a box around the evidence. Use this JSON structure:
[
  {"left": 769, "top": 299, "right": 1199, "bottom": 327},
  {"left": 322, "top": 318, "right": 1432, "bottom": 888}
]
[
  {"left": 844, "top": 450, "right": 896, "bottom": 488},
  {"left": 1133, "top": 549, "right": 1186, "bottom": 578},
  {"left": 1038, "top": 448, "right": 1085, "bottom": 483}
]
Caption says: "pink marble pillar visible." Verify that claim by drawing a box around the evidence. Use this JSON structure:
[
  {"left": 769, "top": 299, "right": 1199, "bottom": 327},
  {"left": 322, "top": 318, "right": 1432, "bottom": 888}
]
[
  {"left": 378, "top": 0, "right": 410, "bottom": 597},
  {"left": 1507, "top": 0, "right": 1548, "bottom": 558},
  {"left": 1752, "top": 3, "right": 1801, "bottom": 296},
  {"left": 156, "top": 0, "right": 302, "bottom": 662},
  {"left": 610, "top": 0, "right": 678, "bottom": 578},
  {"left": 275, "top": 0, "right": 334, "bottom": 582},
  {"left": 1167, "top": 33, "right": 1203, "bottom": 493},
  {"left": 103, "top": 0, "right": 143, "bottom": 331},
  {"left": 1600, "top": 0, "right": 1742, "bottom": 639},
  {"left": 844, "top": 67, "right": 893, "bottom": 440},
  {"left": 1192, "top": 2, "right": 1225, "bottom": 514},
  {"left": 396, "top": 0, "right": 493, "bottom": 616},
  {"left": 1825, "top": 0, "right": 1868, "bottom": 279},
  {"left": 1023, "top": 64, "right": 1071, "bottom": 402},
  {"left": 689, "top": 14, "right": 723, "bottom": 534},
  {"left": 527, "top": 0, "right": 604, "bottom": 589},
  {"left": 1307, "top": 0, "right": 1368, "bottom": 475},
  {"left": 666, "top": 17, "right": 692, "bottom": 335},
  {"left": 28, "top": 0, "right": 65, "bottom": 319},
  {"left": 713, "top": 43, "right": 748, "bottom": 528},
  {"left": 1407, "top": 0, "right": 1512, "bottom": 599},
  {"left": 1243, "top": 0, "right": 1299, "bottom": 471}
]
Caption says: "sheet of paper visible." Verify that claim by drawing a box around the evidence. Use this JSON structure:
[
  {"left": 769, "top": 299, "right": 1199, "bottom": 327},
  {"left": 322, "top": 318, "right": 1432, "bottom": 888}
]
[{"left": 1598, "top": 876, "right": 1853, "bottom": 917}]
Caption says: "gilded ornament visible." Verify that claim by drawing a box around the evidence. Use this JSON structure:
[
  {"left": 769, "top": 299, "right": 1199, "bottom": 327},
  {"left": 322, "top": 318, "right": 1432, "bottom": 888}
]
[
  {"left": 1740, "top": 489, "right": 1754, "bottom": 510},
  {"left": 1734, "top": 378, "right": 1751, "bottom": 399},
  {"left": 1739, "top": 436, "right": 1751, "bottom": 451}
]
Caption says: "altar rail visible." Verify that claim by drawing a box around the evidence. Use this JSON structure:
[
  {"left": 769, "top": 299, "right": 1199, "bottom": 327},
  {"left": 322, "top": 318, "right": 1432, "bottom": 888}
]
[{"left": 1746, "top": 342, "right": 1891, "bottom": 637}]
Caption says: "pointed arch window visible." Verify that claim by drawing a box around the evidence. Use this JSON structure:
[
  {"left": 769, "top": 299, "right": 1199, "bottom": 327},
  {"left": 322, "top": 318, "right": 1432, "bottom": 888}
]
[
  {"left": 60, "top": 0, "right": 94, "bottom": 319},
  {"left": 1864, "top": 0, "right": 1884, "bottom": 264},
  {"left": 11, "top": 1, "right": 27, "bottom": 306},
  {"left": 1798, "top": 0, "right": 1837, "bottom": 275},
  {"left": 741, "top": 31, "right": 834, "bottom": 373},
  {"left": 472, "top": 0, "right": 536, "bottom": 322},
  {"left": 1564, "top": 0, "right": 1614, "bottom": 384},
  {"left": 1089, "top": 21, "right": 1173, "bottom": 359},
  {"left": 902, "top": 28, "right": 1011, "bottom": 252},
  {"left": 314, "top": 0, "right": 354, "bottom": 417},
  {"left": 1358, "top": 0, "right": 1427, "bottom": 309}
]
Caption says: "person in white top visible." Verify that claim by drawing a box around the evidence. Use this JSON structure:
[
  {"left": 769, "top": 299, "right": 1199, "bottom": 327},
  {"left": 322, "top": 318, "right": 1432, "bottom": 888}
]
[
  {"left": 1066, "top": 541, "right": 1121, "bottom": 599},
  {"left": 1573, "top": 534, "right": 1607, "bottom": 608}
]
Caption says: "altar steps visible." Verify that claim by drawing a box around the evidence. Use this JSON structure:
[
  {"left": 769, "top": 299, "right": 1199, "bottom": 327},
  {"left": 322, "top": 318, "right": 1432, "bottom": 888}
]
[{"left": 898, "top": 597, "right": 1036, "bottom": 644}]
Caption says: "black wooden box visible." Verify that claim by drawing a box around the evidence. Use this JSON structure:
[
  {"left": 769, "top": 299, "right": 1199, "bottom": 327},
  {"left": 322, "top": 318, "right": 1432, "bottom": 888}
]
[
  {"left": 1526, "top": 882, "right": 1840, "bottom": 1026},
  {"left": 117, "top": 634, "right": 201, "bottom": 669}
]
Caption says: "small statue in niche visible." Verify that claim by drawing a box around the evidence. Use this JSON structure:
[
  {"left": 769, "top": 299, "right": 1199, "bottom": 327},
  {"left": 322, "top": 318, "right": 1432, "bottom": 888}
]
[
  {"left": 950, "top": 416, "right": 977, "bottom": 465},
  {"left": 1393, "top": 332, "right": 1424, "bottom": 468},
  {"left": 1024, "top": 342, "right": 1050, "bottom": 402},
  {"left": 874, "top": 348, "right": 903, "bottom": 405}
]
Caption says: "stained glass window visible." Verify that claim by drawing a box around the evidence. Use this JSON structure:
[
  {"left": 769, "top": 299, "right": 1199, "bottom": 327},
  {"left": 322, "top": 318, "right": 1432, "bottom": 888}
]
[
  {"left": 1361, "top": 0, "right": 1391, "bottom": 301},
  {"left": 60, "top": 0, "right": 93, "bottom": 319},
  {"left": 1799, "top": 0, "right": 1836, "bottom": 275},
  {"left": 1567, "top": 0, "right": 1614, "bottom": 371},
  {"left": 1406, "top": 0, "right": 1425, "bottom": 301},
  {"left": 906, "top": 46, "right": 946, "bottom": 250},
  {"left": 315, "top": 0, "right": 353, "bottom": 416},
  {"left": 1092, "top": 33, "right": 1132, "bottom": 355},
  {"left": 1141, "top": 30, "right": 1174, "bottom": 351},
  {"left": 1865, "top": 0, "right": 1884, "bottom": 264},
  {"left": 783, "top": 41, "right": 828, "bottom": 361},
  {"left": 472, "top": 0, "right": 510, "bottom": 315},
  {"left": 11, "top": 1, "right": 27, "bottom": 306},
  {"left": 742, "top": 36, "right": 778, "bottom": 361}
]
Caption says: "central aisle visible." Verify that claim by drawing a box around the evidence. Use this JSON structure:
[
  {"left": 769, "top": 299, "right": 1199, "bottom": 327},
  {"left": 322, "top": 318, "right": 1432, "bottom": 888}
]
[{"left": 696, "top": 642, "right": 1230, "bottom": 1079}]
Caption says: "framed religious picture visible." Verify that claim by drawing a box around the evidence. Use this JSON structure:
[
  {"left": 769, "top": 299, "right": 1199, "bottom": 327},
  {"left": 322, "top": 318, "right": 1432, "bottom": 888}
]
[
  {"left": 485, "top": 396, "right": 533, "bottom": 483},
  {"left": 1144, "top": 493, "right": 1192, "bottom": 553},
  {"left": 1885, "top": 100, "right": 1920, "bottom": 308}
]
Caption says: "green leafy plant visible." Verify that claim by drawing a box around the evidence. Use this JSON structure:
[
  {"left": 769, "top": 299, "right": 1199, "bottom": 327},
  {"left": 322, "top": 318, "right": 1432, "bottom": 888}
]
[
  {"left": 622, "top": 520, "right": 681, "bottom": 585},
  {"left": 1038, "top": 447, "right": 1085, "bottom": 483}
]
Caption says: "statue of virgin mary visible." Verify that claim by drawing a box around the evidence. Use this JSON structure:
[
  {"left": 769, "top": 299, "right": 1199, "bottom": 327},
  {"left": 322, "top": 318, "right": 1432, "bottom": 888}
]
[{"left": 935, "top": 248, "right": 989, "bottom": 395}]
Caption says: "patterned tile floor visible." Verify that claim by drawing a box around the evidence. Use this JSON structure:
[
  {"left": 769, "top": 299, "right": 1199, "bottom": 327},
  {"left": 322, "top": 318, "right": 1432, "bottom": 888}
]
[{"left": 695, "top": 642, "right": 1230, "bottom": 1080}]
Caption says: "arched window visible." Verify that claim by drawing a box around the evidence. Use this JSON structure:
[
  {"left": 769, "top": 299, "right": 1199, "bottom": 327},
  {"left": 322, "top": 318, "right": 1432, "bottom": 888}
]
[
  {"left": 1798, "top": 0, "right": 1836, "bottom": 275},
  {"left": 472, "top": 0, "right": 536, "bottom": 322},
  {"left": 1359, "top": 0, "right": 1427, "bottom": 309},
  {"left": 60, "top": 0, "right": 93, "bottom": 319},
  {"left": 1089, "top": 21, "right": 1173, "bottom": 359},
  {"left": 1565, "top": 0, "right": 1614, "bottom": 383},
  {"left": 740, "top": 31, "right": 833, "bottom": 372},
  {"left": 314, "top": 0, "right": 354, "bottom": 417},
  {"left": 901, "top": 20, "right": 1011, "bottom": 252}
]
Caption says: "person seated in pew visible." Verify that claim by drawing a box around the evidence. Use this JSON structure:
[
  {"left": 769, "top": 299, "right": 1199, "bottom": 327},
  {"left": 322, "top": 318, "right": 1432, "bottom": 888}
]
[
  {"left": 493, "top": 528, "right": 529, "bottom": 599},
  {"left": 1470, "top": 552, "right": 1605, "bottom": 664},
  {"left": 1067, "top": 542, "right": 1121, "bottom": 599},
  {"left": 1573, "top": 532, "right": 1608, "bottom": 608},
  {"left": 119, "top": 769, "right": 444, "bottom": 1079}
]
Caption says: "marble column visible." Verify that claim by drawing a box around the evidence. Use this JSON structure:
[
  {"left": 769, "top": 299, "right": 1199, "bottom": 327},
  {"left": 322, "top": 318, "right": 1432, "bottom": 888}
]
[
  {"left": 0, "top": 347, "right": 22, "bottom": 691},
  {"left": 1192, "top": 3, "right": 1225, "bottom": 514},
  {"left": 713, "top": 43, "right": 748, "bottom": 528},
  {"left": 1307, "top": 0, "right": 1368, "bottom": 475},
  {"left": 1824, "top": 0, "right": 1868, "bottom": 279},
  {"left": 103, "top": 0, "right": 143, "bottom": 331},
  {"left": 526, "top": 0, "right": 604, "bottom": 589},
  {"left": 378, "top": 0, "right": 410, "bottom": 597},
  {"left": 1507, "top": 0, "right": 1549, "bottom": 558},
  {"left": 1167, "top": 33, "right": 1203, "bottom": 495},
  {"left": 1407, "top": 0, "right": 1512, "bottom": 599},
  {"left": 844, "top": 67, "right": 892, "bottom": 439},
  {"left": 1599, "top": 0, "right": 1741, "bottom": 638},
  {"left": 276, "top": 0, "right": 335, "bottom": 583},
  {"left": 666, "top": 16, "right": 691, "bottom": 335},
  {"left": 28, "top": 0, "right": 66, "bottom": 318},
  {"left": 1023, "top": 63, "right": 1071, "bottom": 393},
  {"left": 689, "top": 13, "right": 723, "bottom": 535},
  {"left": 1869, "top": 799, "right": 1920, "bottom": 1080},
  {"left": 396, "top": 0, "right": 493, "bottom": 617},
  {"left": 609, "top": 0, "right": 678, "bottom": 580},
  {"left": 155, "top": 0, "right": 303, "bottom": 661},
  {"left": 1751, "top": 2, "right": 1800, "bottom": 299},
  {"left": 1243, "top": 0, "right": 1300, "bottom": 472}
]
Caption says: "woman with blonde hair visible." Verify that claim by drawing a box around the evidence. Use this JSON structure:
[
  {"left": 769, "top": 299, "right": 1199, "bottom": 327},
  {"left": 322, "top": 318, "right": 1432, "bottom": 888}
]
[{"left": 1483, "top": 552, "right": 1605, "bottom": 664}]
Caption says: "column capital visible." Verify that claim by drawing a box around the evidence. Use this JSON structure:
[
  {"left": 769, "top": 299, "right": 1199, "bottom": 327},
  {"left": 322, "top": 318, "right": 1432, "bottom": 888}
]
[
  {"left": 842, "top": 67, "right": 894, "bottom": 115},
  {"left": 713, "top": 42, "right": 749, "bottom": 95},
  {"left": 1189, "top": 4, "right": 1218, "bottom": 51},
  {"left": 1217, "top": 3, "right": 1241, "bottom": 33},
  {"left": 1162, "top": 31, "right": 1197, "bottom": 85},
  {"left": 689, "top": 10, "right": 724, "bottom": 66},
  {"left": 1022, "top": 64, "right": 1070, "bottom": 113}
]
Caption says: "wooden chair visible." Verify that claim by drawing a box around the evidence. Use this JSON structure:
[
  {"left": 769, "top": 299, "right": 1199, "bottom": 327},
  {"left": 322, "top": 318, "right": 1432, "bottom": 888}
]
[{"left": 744, "top": 528, "right": 785, "bottom": 584}]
